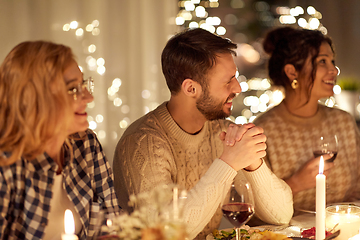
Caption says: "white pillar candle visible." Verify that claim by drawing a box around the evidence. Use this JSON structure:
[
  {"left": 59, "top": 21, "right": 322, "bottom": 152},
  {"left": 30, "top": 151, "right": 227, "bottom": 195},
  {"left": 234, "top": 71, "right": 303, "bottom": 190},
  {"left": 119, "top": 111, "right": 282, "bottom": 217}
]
[
  {"left": 316, "top": 156, "right": 326, "bottom": 240},
  {"left": 173, "top": 186, "right": 179, "bottom": 220},
  {"left": 62, "top": 209, "right": 79, "bottom": 240},
  {"left": 326, "top": 205, "right": 360, "bottom": 240}
]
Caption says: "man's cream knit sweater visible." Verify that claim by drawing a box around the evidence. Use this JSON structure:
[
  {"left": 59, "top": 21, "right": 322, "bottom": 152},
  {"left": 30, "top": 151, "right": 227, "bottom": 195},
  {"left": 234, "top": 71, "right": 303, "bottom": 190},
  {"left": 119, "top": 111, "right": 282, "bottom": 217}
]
[
  {"left": 113, "top": 102, "right": 293, "bottom": 239},
  {"left": 254, "top": 102, "right": 360, "bottom": 213}
]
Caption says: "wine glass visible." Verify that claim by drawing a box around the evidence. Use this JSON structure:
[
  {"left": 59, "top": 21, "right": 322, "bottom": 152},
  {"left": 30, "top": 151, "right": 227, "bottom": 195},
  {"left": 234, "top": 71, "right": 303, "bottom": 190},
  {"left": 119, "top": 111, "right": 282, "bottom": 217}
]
[
  {"left": 94, "top": 210, "right": 120, "bottom": 240},
  {"left": 221, "top": 180, "right": 255, "bottom": 240},
  {"left": 312, "top": 134, "right": 338, "bottom": 162}
]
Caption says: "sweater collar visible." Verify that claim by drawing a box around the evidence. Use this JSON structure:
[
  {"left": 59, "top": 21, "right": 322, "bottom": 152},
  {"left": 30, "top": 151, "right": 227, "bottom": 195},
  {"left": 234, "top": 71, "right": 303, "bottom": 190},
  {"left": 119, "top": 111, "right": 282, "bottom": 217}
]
[
  {"left": 277, "top": 101, "right": 326, "bottom": 127},
  {"left": 155, "top": 102, "right": 209, "bottom": 144}
]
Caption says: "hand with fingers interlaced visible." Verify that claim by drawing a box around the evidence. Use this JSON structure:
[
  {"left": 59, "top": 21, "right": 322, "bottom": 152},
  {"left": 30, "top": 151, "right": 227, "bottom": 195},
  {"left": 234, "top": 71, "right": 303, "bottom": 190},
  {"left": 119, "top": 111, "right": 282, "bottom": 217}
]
[{"left": 219, "top": 123, "right": 267, "bottom": 172}]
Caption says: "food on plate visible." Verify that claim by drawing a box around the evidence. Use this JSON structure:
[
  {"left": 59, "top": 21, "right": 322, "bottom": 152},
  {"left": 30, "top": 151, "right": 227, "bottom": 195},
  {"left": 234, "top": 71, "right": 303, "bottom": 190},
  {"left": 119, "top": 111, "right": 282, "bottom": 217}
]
[
  {"left": 301, "top": 227, "right": 332, "bottom": 239},
  {"left": 211, "top": 227, "right": 291, "bottom": 240},
  {"left": 256, "top": 231, "right": 291, "bottom": 240},
  {"left": 96, "top": 235, "right": 120, "bottom": 240},
  {"left": 212, "top": 228, "right": 236, "bottom": 240}
]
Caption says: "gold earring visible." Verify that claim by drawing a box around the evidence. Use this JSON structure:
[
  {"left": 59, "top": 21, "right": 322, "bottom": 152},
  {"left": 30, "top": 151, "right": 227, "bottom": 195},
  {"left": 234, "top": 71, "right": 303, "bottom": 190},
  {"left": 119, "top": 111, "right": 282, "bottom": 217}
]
[{"left": 291, "top": 79, "right": 298, "bottom": 89}]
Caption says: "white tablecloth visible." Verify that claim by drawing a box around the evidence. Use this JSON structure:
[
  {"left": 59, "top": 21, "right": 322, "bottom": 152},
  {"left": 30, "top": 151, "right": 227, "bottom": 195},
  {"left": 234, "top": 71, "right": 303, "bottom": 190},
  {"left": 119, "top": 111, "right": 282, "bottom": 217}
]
[{"left": 290, "top": 213, "right": 315, "bottom": 230}]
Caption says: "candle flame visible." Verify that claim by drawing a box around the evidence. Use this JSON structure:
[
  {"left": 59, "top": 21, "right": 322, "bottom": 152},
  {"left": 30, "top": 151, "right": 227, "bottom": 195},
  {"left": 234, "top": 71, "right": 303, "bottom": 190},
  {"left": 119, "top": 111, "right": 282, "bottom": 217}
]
[
  {"left": 319, "top": 156, "right": 324, "bottom": 174},
  {"left": 64, "top": 209, "right": 75, "bottom": 234},
  {"left": 106, "top": 219, "right": 113, "bottom": 227}
]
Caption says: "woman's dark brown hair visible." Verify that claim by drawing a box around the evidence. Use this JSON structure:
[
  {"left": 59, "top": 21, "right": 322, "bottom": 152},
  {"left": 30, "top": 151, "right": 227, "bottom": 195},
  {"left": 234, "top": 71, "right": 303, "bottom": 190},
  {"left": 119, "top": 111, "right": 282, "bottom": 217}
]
[{"left": 263, "top": 26, "right": 334, "bottom": 99}]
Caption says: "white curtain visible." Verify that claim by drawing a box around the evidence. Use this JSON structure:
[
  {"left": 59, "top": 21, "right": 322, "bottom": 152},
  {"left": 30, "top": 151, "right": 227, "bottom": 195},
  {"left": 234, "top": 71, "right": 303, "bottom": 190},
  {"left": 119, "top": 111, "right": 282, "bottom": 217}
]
[{"left": 0, "top": 0, "right": 179, "bottom": 164}]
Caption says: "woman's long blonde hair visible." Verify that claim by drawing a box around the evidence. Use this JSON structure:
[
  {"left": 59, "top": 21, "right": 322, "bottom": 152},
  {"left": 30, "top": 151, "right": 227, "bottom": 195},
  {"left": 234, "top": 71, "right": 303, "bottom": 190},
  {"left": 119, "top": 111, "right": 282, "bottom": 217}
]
[{"left": 0, "top": 41, "right": 75, "bottom": 166}]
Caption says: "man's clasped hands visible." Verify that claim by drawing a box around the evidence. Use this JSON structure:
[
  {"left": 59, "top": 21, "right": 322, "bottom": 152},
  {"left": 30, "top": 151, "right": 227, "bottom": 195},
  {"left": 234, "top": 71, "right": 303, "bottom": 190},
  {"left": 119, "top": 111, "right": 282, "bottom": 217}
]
[{"left": 219, "top": 123, "right": 267, "bottom": 172}]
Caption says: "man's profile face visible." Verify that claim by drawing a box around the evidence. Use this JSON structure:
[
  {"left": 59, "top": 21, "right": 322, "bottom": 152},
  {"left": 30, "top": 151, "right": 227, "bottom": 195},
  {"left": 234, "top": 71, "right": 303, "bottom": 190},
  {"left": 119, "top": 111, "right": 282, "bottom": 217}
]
[{"left": 196, "top": 53, "right": 241, "bottom": 121}]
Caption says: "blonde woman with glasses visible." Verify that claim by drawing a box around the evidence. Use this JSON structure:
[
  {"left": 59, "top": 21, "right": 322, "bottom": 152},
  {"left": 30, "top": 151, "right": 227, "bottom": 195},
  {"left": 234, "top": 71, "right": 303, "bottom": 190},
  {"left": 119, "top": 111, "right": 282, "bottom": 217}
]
[{"left": 0, "top": 41, "right": 120, "bottom": 239}]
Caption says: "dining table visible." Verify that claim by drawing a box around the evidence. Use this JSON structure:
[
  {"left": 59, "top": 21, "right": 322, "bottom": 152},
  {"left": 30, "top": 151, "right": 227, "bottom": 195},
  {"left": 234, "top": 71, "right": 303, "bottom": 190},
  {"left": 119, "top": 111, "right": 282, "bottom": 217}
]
[
  {"left": 216, "top": 214, "right": 310, "bottom": 239},
  {"left": 214, "top": 201, "right": 360, "bottom": 239}
]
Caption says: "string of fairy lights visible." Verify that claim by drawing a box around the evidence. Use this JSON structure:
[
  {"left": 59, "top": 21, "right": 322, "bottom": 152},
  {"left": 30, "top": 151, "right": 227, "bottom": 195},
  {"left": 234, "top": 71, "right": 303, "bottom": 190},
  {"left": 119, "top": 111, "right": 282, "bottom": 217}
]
[
  {"left": 62, "top": 19, "right": 127, "bottom": 142},
  {"left": 60, "top": 1, "right": 354, "bottom": 142},
  {"left": 175, "top": 0, "right": 347, "bottom": 124}
]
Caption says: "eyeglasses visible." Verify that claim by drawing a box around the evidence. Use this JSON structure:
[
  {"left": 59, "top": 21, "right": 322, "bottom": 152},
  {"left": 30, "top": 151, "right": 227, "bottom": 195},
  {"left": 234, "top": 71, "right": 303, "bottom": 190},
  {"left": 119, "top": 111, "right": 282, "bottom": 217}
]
[{"left": 67, "top": 77, "right": 94, "bottom": 101}]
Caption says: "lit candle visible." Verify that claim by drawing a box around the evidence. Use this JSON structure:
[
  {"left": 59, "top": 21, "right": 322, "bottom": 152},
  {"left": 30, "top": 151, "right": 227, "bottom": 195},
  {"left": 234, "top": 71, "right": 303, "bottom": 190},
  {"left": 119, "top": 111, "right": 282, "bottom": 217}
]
[
  {"left": 62, "top": 209, "right": 79, "bottom": 240},
  {"left": 349, "top": 231, "right": 360, "bottom": 240},
  {"left": 349, "top": 235, "right": 360, "bottom": 240},
  {"left": 316, "top": 156, "right": 326, "bottom": 240}
]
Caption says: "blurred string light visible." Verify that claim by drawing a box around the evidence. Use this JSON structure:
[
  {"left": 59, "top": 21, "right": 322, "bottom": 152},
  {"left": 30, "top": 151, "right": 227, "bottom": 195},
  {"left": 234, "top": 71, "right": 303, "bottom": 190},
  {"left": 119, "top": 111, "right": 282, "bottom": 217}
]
[
  {"left": 331, "top": 66, "right": 342, "bottom": 106},
  {"left": 237, "top": 44, "right": 260, "bottom": 64},
  {"left": 325, "top": 97, "right": 336, "bottom": 107},
  {"left": 62, "top": 20, "right": 105, "bottom": 77},
  {"left": 175, "top": 0, "right": 286, "bottom": 124},
  {"left": 175, "top": 1, "right": 335, "bottom": 124},
  {"left": 236, "top": 76, "right": 340, "bottom": 123},
  {"left": 236, "top": 77, "right": 286, "bottom": 123},
  {"left": 333, "top": 85, "right": 341, "bottom": 95},
  {"left": 177, "top": 0, "right": 225, "bottom": 35},
  {"left": 276, "top": 5, "right": 327, "bottom": 34},
  {"left": 62, "top": 19, "right": 125, "bottom": 137}
]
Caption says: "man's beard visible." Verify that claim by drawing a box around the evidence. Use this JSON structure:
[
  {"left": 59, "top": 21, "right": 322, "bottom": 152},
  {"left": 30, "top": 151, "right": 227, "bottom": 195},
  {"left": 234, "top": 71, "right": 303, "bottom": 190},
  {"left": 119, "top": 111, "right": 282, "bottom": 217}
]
[{"left": 196, "top": 87, "right": 235, "bottom": 121}]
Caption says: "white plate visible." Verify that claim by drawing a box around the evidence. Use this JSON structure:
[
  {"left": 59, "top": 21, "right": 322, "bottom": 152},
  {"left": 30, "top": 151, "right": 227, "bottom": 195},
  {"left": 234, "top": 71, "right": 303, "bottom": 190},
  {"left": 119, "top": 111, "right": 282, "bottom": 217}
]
[
  {"left": 290, "top": 213, "right": 315, "bottom": 230},
  {"left": 260, "top": 225, "right": 302, "bottom": 237}
]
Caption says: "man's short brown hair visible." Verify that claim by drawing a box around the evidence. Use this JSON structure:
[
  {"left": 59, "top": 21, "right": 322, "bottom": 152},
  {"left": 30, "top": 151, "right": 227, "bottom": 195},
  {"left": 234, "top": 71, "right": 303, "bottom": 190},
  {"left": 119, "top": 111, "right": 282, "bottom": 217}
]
[{"left": 161, "top": 28, "right": 237, "bottom": 94}]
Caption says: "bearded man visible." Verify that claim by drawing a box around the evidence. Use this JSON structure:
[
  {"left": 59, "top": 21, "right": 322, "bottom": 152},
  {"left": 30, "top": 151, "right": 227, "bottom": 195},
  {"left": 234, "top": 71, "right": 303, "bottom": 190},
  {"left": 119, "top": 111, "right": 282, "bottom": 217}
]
[{"left": 113, "top": 28, "right": 293, "bottom": 239}]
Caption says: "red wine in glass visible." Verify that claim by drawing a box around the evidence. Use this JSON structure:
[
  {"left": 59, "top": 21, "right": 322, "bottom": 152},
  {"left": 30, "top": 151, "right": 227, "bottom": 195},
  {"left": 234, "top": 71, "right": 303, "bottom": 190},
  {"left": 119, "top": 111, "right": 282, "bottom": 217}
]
[
  {"left": 222, "top": 181, "right": 255, "bottom": 240},
  {"left": 222, "top": 202, "right": 254, "bottom": 228},
  {"left": 312, "top": 135, "right": 338, "bottom": 163},
  {"left": 94, "top": 211, "right": 120, "bottom": 240},
  {"left": 313, "top": 150, "right": 338, "bottom": 162}
]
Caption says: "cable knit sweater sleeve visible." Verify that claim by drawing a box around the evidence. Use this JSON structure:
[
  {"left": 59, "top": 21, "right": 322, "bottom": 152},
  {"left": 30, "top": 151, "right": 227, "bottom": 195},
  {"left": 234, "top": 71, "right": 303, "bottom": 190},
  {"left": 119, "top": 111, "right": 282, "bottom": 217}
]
[
  {"left": 113, "top": 128, "right": 236, "bottom": 239},
  {"left": 182, "top": 159, "right": 237, "bottom": 238},
  {"left": 240, "top": 161, "right": 293, "bottom": 224}
]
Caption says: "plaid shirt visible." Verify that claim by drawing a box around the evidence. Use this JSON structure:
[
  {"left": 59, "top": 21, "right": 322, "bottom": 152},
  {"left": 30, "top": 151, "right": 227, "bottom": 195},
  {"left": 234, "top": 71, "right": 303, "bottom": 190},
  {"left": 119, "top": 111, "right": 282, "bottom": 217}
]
[{"left": 0, "top": 129, "right": 121, "bottom": 240}]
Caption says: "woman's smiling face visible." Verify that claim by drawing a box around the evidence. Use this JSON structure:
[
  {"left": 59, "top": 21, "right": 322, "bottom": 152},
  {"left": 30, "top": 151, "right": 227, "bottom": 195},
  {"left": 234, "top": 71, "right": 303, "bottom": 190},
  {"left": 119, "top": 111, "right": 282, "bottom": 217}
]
[
  {"left": 63, "top": 60, "right": 94, "bottom": 134},
  {"left": 310, "top": 42, "right": 338, "bottom": 100}
]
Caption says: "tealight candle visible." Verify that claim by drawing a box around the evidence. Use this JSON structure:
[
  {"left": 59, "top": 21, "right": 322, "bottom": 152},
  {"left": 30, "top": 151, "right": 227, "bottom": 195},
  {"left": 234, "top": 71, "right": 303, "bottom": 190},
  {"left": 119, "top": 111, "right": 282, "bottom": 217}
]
[
  {"left": 316, "top": 156, "right": 326, "bottom": 240},
  {"left": 349, "top": 233, "right": 360, "bottom": 240},
  {"left": 326, "top": 205, "right": 360, "bottom": 240},
  {"left": 62, "top": 209, "right": 79, "bottom": 240}
]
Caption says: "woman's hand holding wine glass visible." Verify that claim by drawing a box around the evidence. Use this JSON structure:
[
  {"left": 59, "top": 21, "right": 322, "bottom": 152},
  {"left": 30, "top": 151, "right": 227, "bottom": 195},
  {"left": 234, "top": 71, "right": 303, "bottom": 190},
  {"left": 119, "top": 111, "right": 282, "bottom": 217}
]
[
  {"left": 311, "top": 134, "right": 338, "bottom": 194},
  {"left": 221, "top": 180, "right": 255, "bottom": 240}
]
